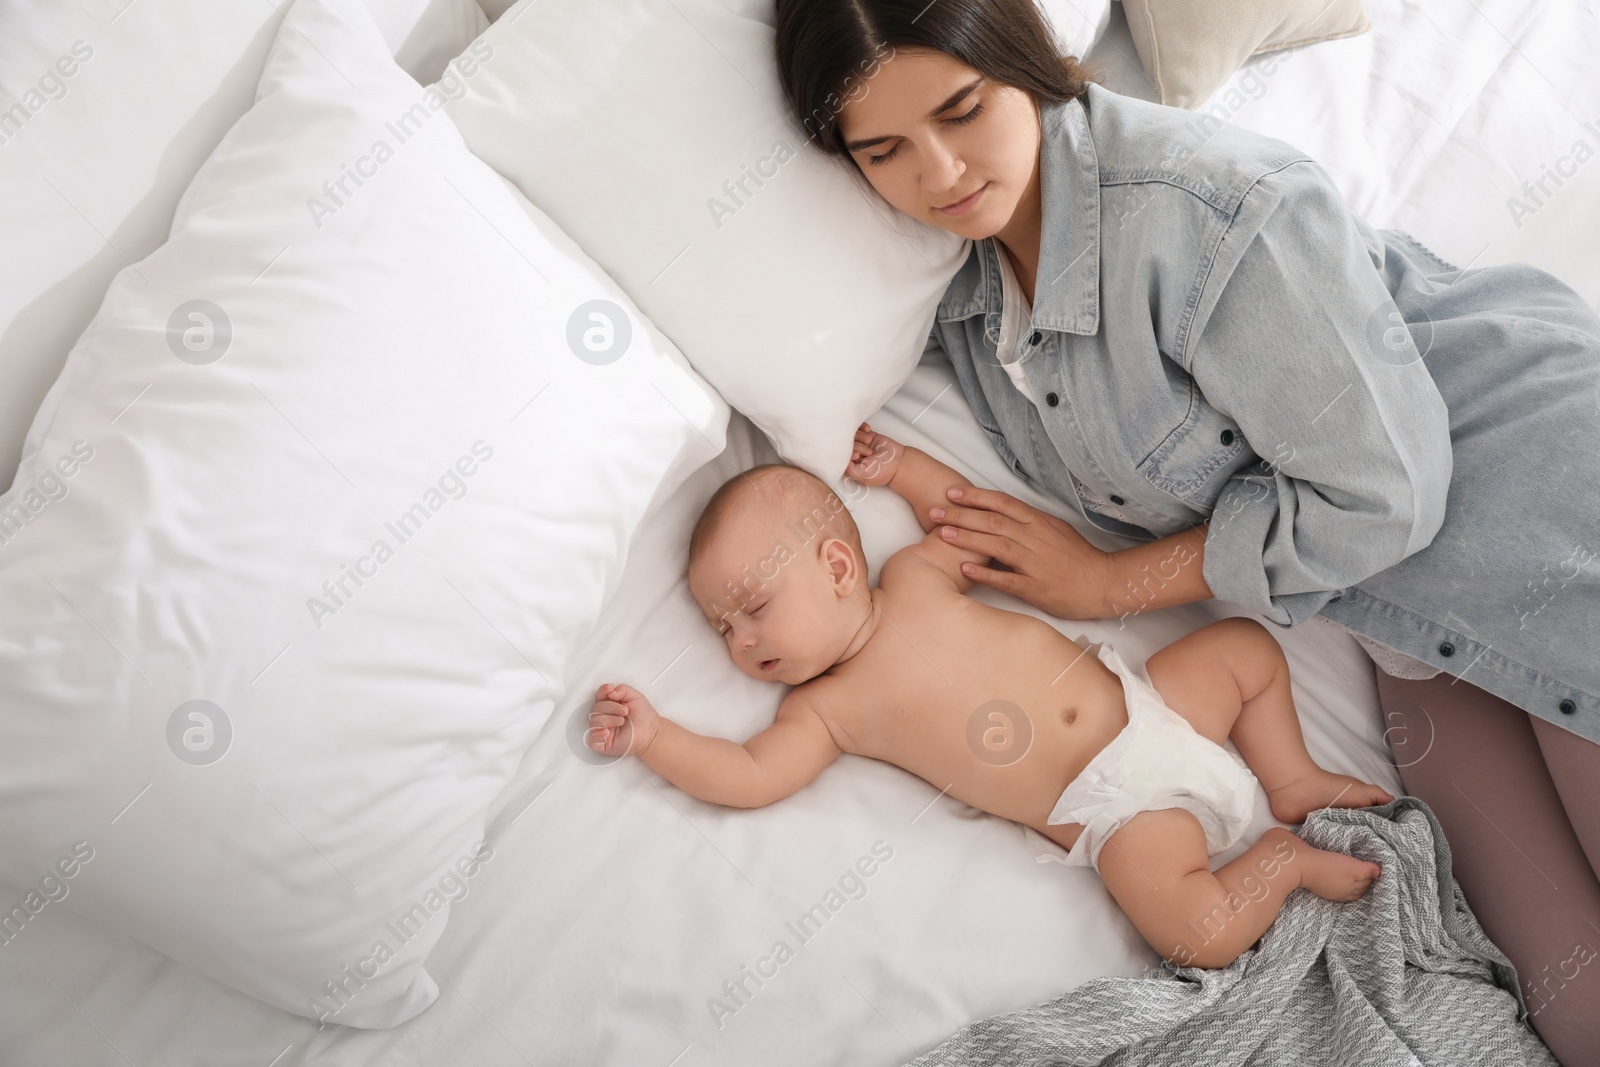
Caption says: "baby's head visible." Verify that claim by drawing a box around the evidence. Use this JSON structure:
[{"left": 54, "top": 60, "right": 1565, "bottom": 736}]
[{"left": 688, "top": 463, "right": 870, "bottom": 685}]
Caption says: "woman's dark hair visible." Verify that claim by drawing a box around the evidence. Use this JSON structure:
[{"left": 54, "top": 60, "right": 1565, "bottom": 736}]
[{"left": 774, "top": 0, "right": 1095, "bottom": 162}]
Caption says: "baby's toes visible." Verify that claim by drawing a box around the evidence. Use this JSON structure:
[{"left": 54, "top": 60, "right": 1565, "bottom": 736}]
[
  {"left": 1346, "top": 862, "right": 1382, "bottom": 900},
  {"left": 1299, "top": 848, "right": 1381, "bottom": 902},
  {"left": 1339, "top": 779, "right": 1395, "bottom": 809}
]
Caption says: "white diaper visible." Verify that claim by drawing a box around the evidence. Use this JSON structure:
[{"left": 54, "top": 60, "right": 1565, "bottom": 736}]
[{"left": 1046, "top": 641, "right": 1259, "bottom": 873}]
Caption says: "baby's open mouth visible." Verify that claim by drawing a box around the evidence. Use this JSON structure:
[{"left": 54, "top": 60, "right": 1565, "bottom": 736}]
[{"left": 760, "top": 659, "right": 779, "bottom": 671}]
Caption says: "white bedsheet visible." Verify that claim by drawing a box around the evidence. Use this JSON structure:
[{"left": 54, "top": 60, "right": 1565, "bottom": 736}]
[
  {"left": 0, "top": 353, "right": 1403, "bottom": 1065},
  {"left": 4, "top": 0, "right": 1594, "bottom": 1062},
  {"left": 1090, "top": 0, "right": 1600, "bottom": 308}
]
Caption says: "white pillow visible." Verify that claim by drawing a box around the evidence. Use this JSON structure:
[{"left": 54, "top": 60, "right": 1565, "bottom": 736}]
[
  {"left": 478, "top": 0, "right": 1112, "bottom": 55},
  {"left": 441, "top": 0, "right": 969, "bottom": 486},
  {"left": 0, "top": 0, "right": 724, "bottom": 1029},
  {"left": 1038, "top": 0, "right": 1116, "bottom": 59},
  {"left": 0, "top": 0, "right": 489, "bottom": 490}
]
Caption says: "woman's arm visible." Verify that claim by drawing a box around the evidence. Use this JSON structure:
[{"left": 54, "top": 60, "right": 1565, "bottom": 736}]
[
  {"left": 1186, "top": 160, "right": 1453, "bottom": 627},
  {"left": 1102, "top": 521, "right": 1213, "bottom": 621},
  {"left": 944, "top": 161, "right": 1453, "bottom": 626},
  {"left": 924, "top": 483, "right": 1124, "bottom": 620},
  {"left": 928, "top": 484, "right": 1212, "bottom": 619}
]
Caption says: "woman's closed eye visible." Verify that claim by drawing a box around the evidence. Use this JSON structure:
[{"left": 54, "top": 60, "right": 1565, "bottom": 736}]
[{"left": 866, "top": 102, "right": 986, "bottom": 167}]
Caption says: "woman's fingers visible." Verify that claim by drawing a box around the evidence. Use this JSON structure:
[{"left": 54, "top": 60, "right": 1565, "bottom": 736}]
[
  {"left": 934, "top": 501, "right": 1022, "bottom": 537},
  {"left": 945, "top": 485, "right": 1034, "bottom": 524},
  {"left": 940, "top": 523, "right": 1017, "bottom": 565},
  {"left": 960, "top": 557, "right": 1025, "bottom": 596}
]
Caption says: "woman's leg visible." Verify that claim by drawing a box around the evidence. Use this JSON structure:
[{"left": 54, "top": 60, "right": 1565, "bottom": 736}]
[
  {"left": 1377, "top": 669, "right": 1600, "bottom": 1067},
  {"left": 1530, "top": 715, "right": 1600, "bottom": 881}
]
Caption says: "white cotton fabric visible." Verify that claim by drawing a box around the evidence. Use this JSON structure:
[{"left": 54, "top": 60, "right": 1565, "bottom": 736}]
[
  {"left": 0, "top": 0, "right": 724, "bottom": 1029},
  {"left": 992, "top": 237, "right": 1043, "bottom": 407},
  {"left": 1048, "top": 642, "right": 1261, "bottom": 872},
  {"left": 0, "top": 328, "right": 1413, "bottom": 1067},
  {"left": 1347, "top": 631, "right": 1443, "bottom": 680},
  {"left": 1036, "top": 0, "right": 1116, "bottom": 60},
  {"left": 3, "top": 0, "right": 1592, "bottom": 1061},
  {"left": 0, "top": 0, "right": 489, "bottom": 488},
  {"left": 438, "top": 0, "right": 970, "bottom": 487}
]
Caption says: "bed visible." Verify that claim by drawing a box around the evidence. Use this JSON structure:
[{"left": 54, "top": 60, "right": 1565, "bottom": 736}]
[{"left": 1, "top": 0, "right": 1594, "bottom": 1063}]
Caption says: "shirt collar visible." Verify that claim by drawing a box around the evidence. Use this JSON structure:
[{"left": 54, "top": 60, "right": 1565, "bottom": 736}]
[{"left": 936, "top": 86, "right": 1102, "bottom": 336}]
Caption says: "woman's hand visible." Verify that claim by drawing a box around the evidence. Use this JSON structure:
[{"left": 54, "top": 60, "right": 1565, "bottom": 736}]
[{"left": 929, "top": 486, "right": 1113, "bottom": 619}]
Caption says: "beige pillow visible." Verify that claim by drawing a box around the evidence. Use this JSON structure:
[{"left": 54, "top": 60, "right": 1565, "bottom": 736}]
[{"left": 1122, "top": 0, "right": 1370, "bottom": 109}]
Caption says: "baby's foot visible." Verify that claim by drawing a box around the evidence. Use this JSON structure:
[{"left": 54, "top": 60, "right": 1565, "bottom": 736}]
[
  {"left": 1268, "top": 770, "right": 1393, "bottom": 824},
  {"left": 1284, "top": 836, "right": 1382, "bottom": 903}
]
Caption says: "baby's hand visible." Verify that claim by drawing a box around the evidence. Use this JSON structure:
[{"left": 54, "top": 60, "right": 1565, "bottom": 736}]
[
  {"left": 847, "top": 422, "right": 902, "bottom": 488},
  {"left": 587, "top": 682, "right": 661, "bottom": 758}
]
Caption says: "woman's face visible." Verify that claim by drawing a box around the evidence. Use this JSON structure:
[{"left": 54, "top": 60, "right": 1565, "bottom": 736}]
[{"left": 836, "top": 47, "right": 1040, "bottom": 241}]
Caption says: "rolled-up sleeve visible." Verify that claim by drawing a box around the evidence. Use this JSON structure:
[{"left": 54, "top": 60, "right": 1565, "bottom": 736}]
[{"left": 1189, "top": 160, "right": 1454, "bottom": 627}]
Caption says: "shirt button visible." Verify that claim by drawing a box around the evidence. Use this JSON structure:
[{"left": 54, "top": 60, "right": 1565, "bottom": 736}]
[
  {"left": 1438, "top": 641, "right": 1455, "bottom": 657},
  {"left": 1220, "top": 429, "right": 1235, "bottom": 446},
  {"left": 1559, "top": 699, "right": 1577, "bottom": 715},
  {"left": 1110, "top": 494, "right": 1125, "bottom": 505},
  {"left": 1046, "top": 392, "right": 1059, "bottom": 407},
  {"left": 1029, "top": 330, "right": 1043, "bottom": 345}
]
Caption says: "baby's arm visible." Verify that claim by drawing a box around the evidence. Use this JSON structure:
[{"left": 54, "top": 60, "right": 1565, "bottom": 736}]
[
  {"left": 848, "top": 423, "right": 988, "bottom": 592},
  {"left": 851, "top": 422, "right": 973, "bottom": 536},
  {"left": 588, "top": 684, "right": 842, "bottom": 808}
]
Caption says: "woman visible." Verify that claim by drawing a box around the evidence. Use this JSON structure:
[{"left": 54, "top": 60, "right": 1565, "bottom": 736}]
[{"left": 774, "top": 1, "right": 1600, "bottom": 1062}]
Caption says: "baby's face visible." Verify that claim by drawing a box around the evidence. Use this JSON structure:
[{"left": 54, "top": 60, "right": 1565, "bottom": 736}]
[{"left": 689, "top": 512, "right": 862, "bottom": 686}]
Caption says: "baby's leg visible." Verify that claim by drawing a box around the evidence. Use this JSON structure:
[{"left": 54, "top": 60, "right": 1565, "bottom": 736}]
[
  {"left": 1096, "top": 808, "right": 1381, "bottom": 970},
  {"left": 1144, "top": 617, "right": 1392, "bottom": 824}
]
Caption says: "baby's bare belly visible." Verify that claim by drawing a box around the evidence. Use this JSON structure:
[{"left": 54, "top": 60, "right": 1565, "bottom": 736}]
[{"left": 821, "top": 593, "right": 1129, "bottom": 847}]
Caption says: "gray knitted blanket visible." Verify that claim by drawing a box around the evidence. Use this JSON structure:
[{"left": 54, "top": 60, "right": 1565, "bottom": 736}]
[{"left": 907, "top": 797, "right": 1556, "bottom": 1067}]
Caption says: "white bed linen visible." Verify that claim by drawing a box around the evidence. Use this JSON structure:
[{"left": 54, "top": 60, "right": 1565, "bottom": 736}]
[
  {"left": 4, "top": 0, "right": 1594, "bottom": 1061},
  {"left": 1087, "top": 0, "right": 1600, "bottom": 309},
  {"left": 0, "top": 341, "right": 1402, "bottom": 1063},
  {"left": 0, "top": 0, "right": 490, "bottom": 490}
]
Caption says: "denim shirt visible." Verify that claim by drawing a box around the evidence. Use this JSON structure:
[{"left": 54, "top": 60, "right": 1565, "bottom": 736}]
[{"left": 932, "top": 82, "right": 1600, "bottom": 740}]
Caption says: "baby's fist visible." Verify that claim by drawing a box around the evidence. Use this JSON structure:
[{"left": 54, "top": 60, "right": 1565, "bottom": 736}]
[
  {"left": 588, "top": 682, "right": 661, "bottom": 759},
  {"left": 847, "top": 422, "right": 901, "bottom": 488}
]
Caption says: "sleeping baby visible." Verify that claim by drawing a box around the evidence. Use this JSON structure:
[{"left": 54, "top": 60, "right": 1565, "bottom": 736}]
[{"left": 587, "top": 423, "right": 1390, "bottom": 969}]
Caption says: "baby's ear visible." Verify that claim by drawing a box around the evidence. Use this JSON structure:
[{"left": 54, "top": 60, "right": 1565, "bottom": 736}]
[{"left": 822, "top": 537, "right": 868, "bottom": 591}]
